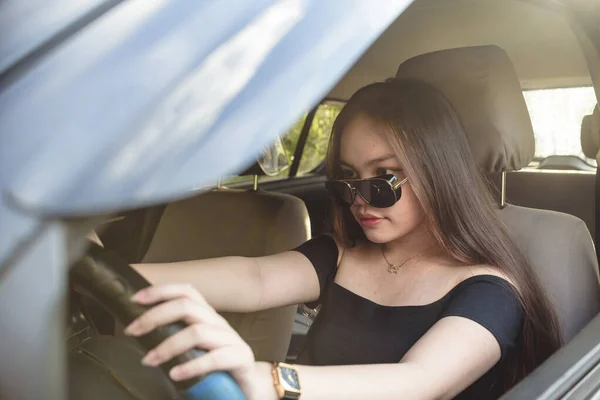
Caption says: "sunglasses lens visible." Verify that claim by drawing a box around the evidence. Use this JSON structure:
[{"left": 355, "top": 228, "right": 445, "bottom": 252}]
[
  {"left": 326, "top": 181, "right": 353, "bottom": 205},
  {"left": 355, "top": 179, "right": 397, "bottom": 208}
]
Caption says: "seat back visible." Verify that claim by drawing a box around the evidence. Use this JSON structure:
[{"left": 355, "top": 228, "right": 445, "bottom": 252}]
[
  {"left": 142, "top": 188, "right": 310, "bottom": 361},
  {"left": 581, "top": 104, "right": 600, "bottom": 262},
  {"left": 396, "top": 45, "right": 600, "bottom": 342},
  {"left": 499, "top": 204, "right": 599, "bottom": 341}
]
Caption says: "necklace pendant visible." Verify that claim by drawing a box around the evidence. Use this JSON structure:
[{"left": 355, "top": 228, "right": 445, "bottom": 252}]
[{"left": 387, "top": 264, "right": 401, "bottom": 274}]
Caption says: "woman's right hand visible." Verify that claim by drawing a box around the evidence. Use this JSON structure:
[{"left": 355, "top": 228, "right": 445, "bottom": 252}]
[{"left": 123, "top": 283, "right": 275, "bottom": 400}]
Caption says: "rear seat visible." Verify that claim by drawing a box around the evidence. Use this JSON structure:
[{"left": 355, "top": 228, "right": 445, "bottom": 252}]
[
  {"left": 499, "top": 107, "right": 599, "bottom": 240},
  {"left": 504, "top": 170, "right": 595, "bottom": 239},
  {"left": 536, "top": 155, "right": 595, "bottom": 171}
]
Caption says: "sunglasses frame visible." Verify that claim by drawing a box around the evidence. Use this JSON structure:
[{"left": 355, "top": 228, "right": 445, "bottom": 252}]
[{"left": 326, "top": 174, "right": 409, "bottom": 208}]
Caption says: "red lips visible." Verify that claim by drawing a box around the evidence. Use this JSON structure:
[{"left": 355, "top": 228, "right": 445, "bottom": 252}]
[{"left": 358, "top": 213, "right": 383, "bottom": 228}]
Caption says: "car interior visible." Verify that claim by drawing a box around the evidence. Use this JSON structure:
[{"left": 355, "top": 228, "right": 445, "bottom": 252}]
[{"left": 67, "top": 0, "right": 600, "bottom": 398}]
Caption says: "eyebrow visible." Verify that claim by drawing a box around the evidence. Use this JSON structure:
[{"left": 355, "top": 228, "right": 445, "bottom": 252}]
[{"left": 340, "top": 154, "right": 398, "bottom": 169}]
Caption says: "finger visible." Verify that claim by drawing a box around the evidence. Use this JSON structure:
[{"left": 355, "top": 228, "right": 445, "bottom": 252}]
[
  {"left": 125, "top": 297, "right": 225, "bottom": 336},
  {"left": 131, "top": 284, "right": 208, "bottom": 306},
  {"left": 141, "top": 323, "right": 239, "bottom": 367},
  {"left": 169, "top": 347, "right": 253, "bottom": 381}
]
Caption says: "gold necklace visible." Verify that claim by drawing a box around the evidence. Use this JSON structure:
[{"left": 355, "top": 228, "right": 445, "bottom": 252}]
[{"left": 381, "top": 244, "right": 436, "bottom": 274}]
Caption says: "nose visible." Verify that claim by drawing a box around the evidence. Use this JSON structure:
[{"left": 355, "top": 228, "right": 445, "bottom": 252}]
[{"left": 352, "top": 190, "right": 367, "bottom": 206}]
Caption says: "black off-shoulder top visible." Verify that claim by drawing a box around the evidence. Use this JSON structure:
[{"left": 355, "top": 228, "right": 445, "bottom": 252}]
[{"left": 293, "top": 235, "right": 524, "bottom": 399}]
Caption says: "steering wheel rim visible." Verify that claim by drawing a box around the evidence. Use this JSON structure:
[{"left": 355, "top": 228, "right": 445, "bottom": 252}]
[{"left": 70, "top": 243, "right": 246, "bottom": 400}]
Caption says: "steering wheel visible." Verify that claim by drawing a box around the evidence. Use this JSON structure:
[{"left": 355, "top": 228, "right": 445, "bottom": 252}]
[{"left": 70, "top": 243, "right": 246, "bottom": 400}]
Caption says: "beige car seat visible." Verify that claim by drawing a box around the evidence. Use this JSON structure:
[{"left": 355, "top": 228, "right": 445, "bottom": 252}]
[
  {"left": 397, "top": 45, "right": 600, "bottom": 343},
  {"left": 142, "top": 179, "right": 310, "bottom": 361},
  {"left": 581, "top": 104, "right": 600, "bottom": 260}
]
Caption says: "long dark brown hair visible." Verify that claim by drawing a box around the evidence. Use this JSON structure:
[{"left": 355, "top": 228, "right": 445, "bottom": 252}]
[{"left": 326, "top": 78, "right": 562, "bottom": 389}]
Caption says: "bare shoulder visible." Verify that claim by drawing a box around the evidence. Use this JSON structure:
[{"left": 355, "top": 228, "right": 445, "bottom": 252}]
[
  {"left": 334, "top": 238, "right": 382, "bottom": 267},
  {"left": 461, "top": 264, "right": 520, "bottom": 292}
]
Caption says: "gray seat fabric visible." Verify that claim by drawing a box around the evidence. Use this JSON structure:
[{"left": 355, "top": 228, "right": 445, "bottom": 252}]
[
  {"left": 142, "top": 188, "right": 311, "bottom": 361},
  {"left": 581, "top": 105, "right": 600, "bottom": 263},
  {"left": 397, "top": 45, "right": 600, "bottom": 343},
  {"left": 500, "top": 204, "right": 598, "bottom": 340}
]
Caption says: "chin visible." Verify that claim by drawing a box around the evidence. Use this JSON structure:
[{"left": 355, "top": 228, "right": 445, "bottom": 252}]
[{"left": 362, "top": 228, "right": 396, "bottom": 244}]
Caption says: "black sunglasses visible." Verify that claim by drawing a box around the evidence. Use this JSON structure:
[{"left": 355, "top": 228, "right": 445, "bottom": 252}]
[{"left": 325, "top": 174, "right": 409, "bottom": 208}]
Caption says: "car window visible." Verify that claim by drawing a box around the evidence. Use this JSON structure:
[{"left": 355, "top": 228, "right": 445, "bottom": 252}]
[
  {"left": 220, "top": 101, "right": 343, "bottom": 185},
  {"left": 289, "top": 101, "right": 343, "bottom": 175},
  {"left": 223, "top": 88, "right": 597, "bottom": 184},
  {"left": 523, "top": 87, "right": 597, "bottom": 167}
]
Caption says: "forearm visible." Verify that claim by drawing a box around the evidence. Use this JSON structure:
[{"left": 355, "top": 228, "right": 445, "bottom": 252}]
[
  {"left": 252, "top": 362, "right": 439, "bottom": 400},
  {"left": 132, "top": 257, "right": 263, "bottom": 313},
  {"left": 298, "top": 363, "right": 436, "bottom": 400}
]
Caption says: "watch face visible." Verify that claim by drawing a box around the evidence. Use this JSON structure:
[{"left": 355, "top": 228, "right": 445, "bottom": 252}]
[{"left": 280, "top": 365, "right": 300, "bottom": 390}]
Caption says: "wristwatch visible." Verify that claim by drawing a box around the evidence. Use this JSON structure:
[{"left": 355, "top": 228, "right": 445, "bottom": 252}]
[{"left": 271, "top": 361, "right": 302, "bottom": 399}]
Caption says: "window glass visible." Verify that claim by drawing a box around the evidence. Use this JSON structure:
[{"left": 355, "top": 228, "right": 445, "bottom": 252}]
[
  {"left": 299, "top": 102, "right": 343, "bottom": 174},
  {"left": 523, "top": 87, "right": 597, "bottom": 165},
  {"left": 221, "top": 88, "right": 599, "bottom": 185},
  {"left": 289, "top": 101, "right": 343, "bottom": 175},
  {"left": 220, "top": 116, "right": 306, "bottom": 186},
  {"left": 282, "top": 114, "right": 308, "bottom": 164},
  {"left": 220, "top": 101, "right": 343, "bottom": 186}
]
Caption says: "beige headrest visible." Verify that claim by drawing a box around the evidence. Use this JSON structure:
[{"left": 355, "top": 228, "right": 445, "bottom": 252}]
[
  {"left": 396, "top": 45, "right": 534, "bottom": 173},
  {"left": 581, "top": 105, "right": 600, "bottom": 159}
]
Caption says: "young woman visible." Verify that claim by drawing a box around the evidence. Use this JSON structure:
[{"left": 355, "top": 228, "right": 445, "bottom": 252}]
[{"left": 126, "top": 79, "right": 561, "bottom": 399}]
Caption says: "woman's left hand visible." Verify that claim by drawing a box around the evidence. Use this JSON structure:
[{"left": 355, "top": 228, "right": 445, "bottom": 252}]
[{"left": 123, "top": 284, "right": 263, "bottom": 399}]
